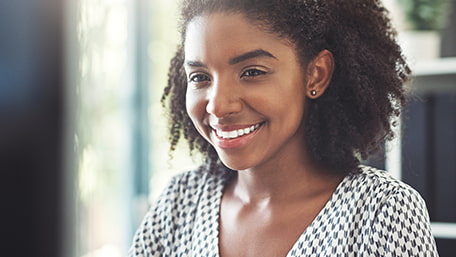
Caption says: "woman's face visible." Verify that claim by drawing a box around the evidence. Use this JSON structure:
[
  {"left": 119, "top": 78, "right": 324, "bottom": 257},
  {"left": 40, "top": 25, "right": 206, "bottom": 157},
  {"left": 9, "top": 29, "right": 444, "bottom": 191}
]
[{"left": 184, "top": 12, "right": 310, "bottom": 171}]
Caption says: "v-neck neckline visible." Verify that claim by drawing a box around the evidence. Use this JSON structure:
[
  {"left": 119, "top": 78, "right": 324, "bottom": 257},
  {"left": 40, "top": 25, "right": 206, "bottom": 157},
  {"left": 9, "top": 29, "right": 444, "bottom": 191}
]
[{"left": 211, "top": 172, "right": 350, "bottom": 257}]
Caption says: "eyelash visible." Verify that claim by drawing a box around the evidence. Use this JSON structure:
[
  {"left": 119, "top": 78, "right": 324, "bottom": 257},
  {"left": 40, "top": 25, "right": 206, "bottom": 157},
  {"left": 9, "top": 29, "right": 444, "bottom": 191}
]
[
  {"left": 241, "top": 68, "right": 267, "bottom": 78},
  {"left": 188, "top": 73, "right": 210, "bottom": 83},
  {"left": 187, "top": 67, "right": 267, "bottom": 85}
]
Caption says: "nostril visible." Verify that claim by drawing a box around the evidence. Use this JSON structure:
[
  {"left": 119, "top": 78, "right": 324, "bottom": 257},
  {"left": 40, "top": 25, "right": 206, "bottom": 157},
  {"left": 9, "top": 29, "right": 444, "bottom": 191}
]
[{"left": 206, "top": 96, "right": 243, "bottom": 118}]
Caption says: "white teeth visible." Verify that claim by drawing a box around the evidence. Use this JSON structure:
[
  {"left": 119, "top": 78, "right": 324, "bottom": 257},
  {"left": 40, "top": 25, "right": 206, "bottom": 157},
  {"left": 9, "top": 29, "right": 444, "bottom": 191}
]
[
  {"left": 228, "top": 131, "right": 237, "bottom": 138},
  {"left": 215, "top": 124, "right": 261, "bottom": 139}
]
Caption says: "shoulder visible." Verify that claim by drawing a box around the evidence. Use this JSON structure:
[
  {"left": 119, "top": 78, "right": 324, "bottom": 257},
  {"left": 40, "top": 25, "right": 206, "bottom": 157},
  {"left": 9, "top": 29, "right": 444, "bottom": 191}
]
[
  {"left": 128, "top": 165, "right": 231, "bottom": 256},
  {"left": 154, "top": 165, "right": 230, "bottom": 210},
  {"left": 329, "top": 166, "right": 438, "bottom": 255},
  {"left": 342, "top": 165, "right": 424, "bottom": 204},
  {"left": 295, "top": 166, "right": 437, "bottom": 256},
  {"left": 349, "top": 165, "right": 429, "bottom": 218},
  {"left": 163, "top": 165, "right": 230, "bottom": 196},
  {"left": 326, "top": 165, "right": 428, "bottom": 222},
  {"left": 331, "top": 165, "right": 432, "bottom": 233},
  {"left": 350, "top": 166, "right": 437, "bottom": 255}
]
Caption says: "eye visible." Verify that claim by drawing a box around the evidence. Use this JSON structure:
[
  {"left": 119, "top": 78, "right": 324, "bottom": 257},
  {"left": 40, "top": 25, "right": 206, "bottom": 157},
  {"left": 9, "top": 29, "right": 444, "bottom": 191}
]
[
  {"left": 241, "top": 68, "right": 267, "bottom": 78},
  {"left": 188, "top": 73, "right": 211, "bottom": 83}
]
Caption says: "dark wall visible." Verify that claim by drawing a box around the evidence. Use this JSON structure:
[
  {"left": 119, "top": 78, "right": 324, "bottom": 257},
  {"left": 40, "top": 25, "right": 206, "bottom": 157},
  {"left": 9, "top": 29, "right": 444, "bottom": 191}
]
[
  {"left": 402, "top": 1, "right": 456, "bottom": 256},
  {"left": 402, "top": 94, "right": 456, "bottom": 222},
  {"left": 0, "top": 1, "right": 63, "bottom": 256},
  {"left": 441, "top": 0, "right": 456, "bottom": 58}
]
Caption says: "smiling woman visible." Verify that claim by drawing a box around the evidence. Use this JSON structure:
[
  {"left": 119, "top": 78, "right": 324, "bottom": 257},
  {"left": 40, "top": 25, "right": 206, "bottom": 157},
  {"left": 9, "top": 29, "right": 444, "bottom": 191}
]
[
  {"left": 184, "top": 13, "right": 316, "bottom": 173},
  {"left": 129, "top": 0, "right": 439, "bottom": 256}
]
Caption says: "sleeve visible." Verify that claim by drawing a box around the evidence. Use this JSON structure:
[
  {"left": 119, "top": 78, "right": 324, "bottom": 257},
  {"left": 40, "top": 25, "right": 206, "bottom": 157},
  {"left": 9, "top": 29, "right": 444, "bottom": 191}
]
[
  {"left": 127, "top": 176, "right": 181, "bottom": 257},
  {"left": 369, "top": 187, "right": 439, "bottom": 257}
]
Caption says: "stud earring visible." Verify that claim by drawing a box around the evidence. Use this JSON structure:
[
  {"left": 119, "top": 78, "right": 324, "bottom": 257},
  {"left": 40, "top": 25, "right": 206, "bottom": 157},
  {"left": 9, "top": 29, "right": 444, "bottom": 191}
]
[{"left": 310, "top": 90, "right": 317, "bottom": 96}]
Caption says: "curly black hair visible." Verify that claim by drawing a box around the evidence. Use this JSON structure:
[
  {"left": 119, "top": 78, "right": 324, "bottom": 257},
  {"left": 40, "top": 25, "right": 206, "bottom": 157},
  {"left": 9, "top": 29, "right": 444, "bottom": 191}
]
[{"left": 161, "top": 0, "right": 410, "bottom": 175}]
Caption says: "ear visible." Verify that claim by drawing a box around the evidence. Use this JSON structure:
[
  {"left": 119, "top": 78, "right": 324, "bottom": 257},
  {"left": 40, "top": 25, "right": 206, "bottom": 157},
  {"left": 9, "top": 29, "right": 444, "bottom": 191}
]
[{"left": 305, "top": 50, "right": 334, "bottom": 99}]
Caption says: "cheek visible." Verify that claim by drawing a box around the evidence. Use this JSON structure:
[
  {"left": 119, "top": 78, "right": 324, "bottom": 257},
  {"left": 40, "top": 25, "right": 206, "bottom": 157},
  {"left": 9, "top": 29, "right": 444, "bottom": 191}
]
[
  {"left": 271, "top": 90, "right": 307, "bottom": 127},
  {"left": 185, "top": 90, "right": 207, "bottom": 128}
]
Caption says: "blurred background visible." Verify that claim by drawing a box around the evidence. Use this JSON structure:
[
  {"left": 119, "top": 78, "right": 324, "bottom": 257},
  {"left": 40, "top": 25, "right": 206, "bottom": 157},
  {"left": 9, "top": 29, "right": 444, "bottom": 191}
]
[{"left": 0, "top": 0, "right": 454, "bottom": 256}]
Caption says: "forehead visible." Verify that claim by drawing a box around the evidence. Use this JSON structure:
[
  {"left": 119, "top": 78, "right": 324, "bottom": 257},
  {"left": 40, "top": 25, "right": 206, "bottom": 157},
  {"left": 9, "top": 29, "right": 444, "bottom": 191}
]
[{"left": 184, "top": 12, "right": 295, "bottom": 63}]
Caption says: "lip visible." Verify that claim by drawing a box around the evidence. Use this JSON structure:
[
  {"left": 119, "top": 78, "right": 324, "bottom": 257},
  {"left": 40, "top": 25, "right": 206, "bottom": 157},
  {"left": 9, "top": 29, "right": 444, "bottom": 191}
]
[{"left": 209, "top": 122, "right": 263, "bottom": 149}]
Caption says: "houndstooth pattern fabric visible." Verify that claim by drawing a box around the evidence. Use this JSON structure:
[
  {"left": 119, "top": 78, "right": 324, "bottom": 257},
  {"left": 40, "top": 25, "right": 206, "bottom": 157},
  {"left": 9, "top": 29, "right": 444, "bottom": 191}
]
[{"left": 128, "top": 166, "right": 439, "bottom": 256}]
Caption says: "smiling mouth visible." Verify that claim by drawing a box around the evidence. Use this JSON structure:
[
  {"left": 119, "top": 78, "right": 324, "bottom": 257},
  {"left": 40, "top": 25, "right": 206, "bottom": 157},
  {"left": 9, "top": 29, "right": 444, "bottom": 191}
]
[{"left": 213, "top": 123, "right": 262, "bottom": 140}]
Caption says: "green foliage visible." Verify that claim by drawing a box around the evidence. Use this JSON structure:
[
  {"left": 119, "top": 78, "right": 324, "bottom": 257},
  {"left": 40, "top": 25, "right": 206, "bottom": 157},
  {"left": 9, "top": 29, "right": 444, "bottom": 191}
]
[{"left": 398, "top": 0, "right": 450, "bottom": 30}]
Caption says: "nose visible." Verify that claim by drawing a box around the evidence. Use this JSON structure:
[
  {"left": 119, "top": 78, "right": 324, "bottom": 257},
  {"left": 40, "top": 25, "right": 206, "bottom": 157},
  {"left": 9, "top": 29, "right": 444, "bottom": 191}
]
[{"left": 206, "top": 77, "right": 243, "bottom": 118}]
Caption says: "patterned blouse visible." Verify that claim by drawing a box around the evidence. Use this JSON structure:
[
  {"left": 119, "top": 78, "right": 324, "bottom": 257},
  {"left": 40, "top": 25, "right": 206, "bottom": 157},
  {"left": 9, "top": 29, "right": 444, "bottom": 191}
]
[{"left": 128, "top": 165, "right": 439, "bottom": 256}]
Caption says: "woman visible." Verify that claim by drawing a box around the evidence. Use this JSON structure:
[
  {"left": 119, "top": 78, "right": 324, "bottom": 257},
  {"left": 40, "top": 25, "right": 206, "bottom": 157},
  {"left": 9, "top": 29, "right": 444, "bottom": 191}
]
[{"left": 129, "top": 0, "right": 438, "bottom": 256}]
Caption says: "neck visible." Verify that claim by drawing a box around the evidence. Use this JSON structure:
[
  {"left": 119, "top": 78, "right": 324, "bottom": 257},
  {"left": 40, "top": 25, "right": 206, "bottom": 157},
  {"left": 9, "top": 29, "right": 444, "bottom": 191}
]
[{"left": 231, "top": 151, "right": 343, "bottom": 206}]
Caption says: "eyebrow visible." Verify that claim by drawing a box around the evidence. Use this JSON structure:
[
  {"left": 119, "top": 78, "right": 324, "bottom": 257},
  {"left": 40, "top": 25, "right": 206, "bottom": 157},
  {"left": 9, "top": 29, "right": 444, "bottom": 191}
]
[
  {"left": 184, "top": 49, "right": 277, "bottom": 68},
  {"left": 185, "top": 60, "right": 208, "bottom": 68},
  {"left": 228, "top": 49, "right": 277, "bottom": 65}
]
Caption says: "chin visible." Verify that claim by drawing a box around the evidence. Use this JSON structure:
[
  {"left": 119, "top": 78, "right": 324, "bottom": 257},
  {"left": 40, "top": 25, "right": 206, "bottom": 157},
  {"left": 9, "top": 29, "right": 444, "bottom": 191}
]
[{"left": 217, "top": 154, "right": 256, "bottom": 171}]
